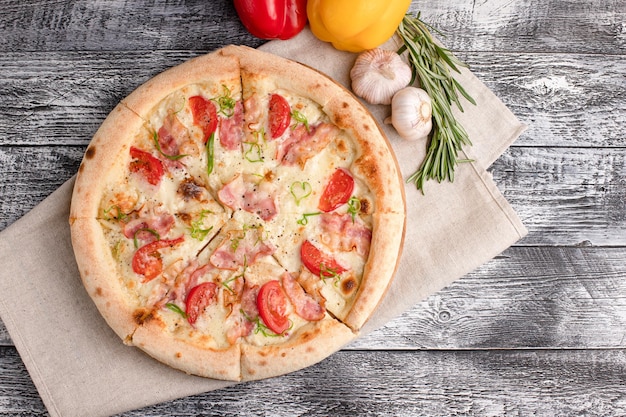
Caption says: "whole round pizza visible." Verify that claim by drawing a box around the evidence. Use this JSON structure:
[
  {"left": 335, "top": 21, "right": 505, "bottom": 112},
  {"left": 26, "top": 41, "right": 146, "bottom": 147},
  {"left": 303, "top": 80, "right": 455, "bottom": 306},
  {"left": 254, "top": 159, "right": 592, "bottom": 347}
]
[{"left": 69, "top": 45, "right": 405, "bottom": 381}]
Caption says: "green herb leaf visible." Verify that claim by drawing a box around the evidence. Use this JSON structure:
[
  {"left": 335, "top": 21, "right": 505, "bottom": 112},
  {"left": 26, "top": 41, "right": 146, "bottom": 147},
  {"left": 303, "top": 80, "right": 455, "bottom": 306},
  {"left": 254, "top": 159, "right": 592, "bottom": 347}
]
[
  {"left": 166, "top": 303, "right": 187, "bottom": 318},
  {"left": 346, "top": 197, "right": 361, "bottom": 223},
  {"left": 397, "top": 13, "right": 476, "bottom": 193},
  {"left": 290, "top": 109, "right": 309, "bottom": 131},
  {"left": 133, "top": 228, "right": 160, "bottom": 249},
  {"left": 206, "top": 132, "right": 215, "bottom": 175},
  {"left": 152, "top": 130, "right": 188, "bottom": 161},
  {"left": 290, "top": 181, "right": 312, "bottom": 205},
  {"left": 189, "top": 210, "right": 214, "bottom": 241},
  {"left": 297, "top": 212, "right": 321, "bottom": 226},
  {"left": 213, "top": 84, "right": 236, "bottom": 117},
  {"left": 103, "top": 205, "right": 127, "bottom": 221}
]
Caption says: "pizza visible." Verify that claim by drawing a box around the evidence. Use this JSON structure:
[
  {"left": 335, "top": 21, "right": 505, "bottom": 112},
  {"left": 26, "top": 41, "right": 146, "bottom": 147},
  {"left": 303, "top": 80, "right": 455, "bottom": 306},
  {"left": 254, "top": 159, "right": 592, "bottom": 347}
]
[{"left": 69, "top": 45, "right": 405, "bottom": 381}]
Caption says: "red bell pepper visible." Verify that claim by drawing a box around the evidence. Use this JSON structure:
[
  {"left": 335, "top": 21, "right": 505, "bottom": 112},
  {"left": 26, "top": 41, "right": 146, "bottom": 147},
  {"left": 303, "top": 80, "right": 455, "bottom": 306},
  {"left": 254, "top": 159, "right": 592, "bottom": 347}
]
[{"left": 233, "top": 0, "right": 308, "bottom": 40}]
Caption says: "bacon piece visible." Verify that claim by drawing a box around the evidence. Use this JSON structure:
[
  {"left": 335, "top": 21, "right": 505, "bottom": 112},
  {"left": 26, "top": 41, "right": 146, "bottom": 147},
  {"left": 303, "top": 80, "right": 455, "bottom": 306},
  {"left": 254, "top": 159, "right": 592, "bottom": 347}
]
[
  {"left": 123, "top": 213, "right": 176, "bottom": 245},
  {"left": 319, "top": 212, "right": 372, "bottom": 258},
  {"left": 219, "top": 101, "right": 244, "bottom": 151},
  {"left": 217, "top": 174, "right": 278, "bottom": 221},
  {"left": 282, "top": 272, "right": 325, "bottom": 321},
  {"left": 243, "top": 93, "right": 262, "bottom": 132},
  {"left": 157, "top": 113, "right": 191, "bottom": 170},
  {"left": 241, "top": 282, "right": 259, "bottom": 320},
  {"left": 209, "top": 228, "right": 275, "bottom": 270},
  {"left": 225, "top": 281, "right": 258, "bottom": 344},
  {"left": 277, "top": 123, "right": 338, "bottom": 168}
]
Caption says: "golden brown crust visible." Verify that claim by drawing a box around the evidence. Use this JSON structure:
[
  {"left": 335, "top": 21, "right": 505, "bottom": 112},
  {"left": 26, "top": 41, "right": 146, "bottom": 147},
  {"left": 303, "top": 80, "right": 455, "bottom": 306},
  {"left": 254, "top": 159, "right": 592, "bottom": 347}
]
[
  {"left": 240, "top": 318, "right": 356, "bottom": 381},
  {"left": 324, "top": 95, "right": 406, "bottom": 215},
  {"left": 70, "top": 217, "right": 139, "bottom": 339},
  {"left": 70, "top": 104, "right": 146, "bottom": 219},
  {"left": 121, "top": 49, "right": 241, "bottom": 119},
  {"left": 222, "top": 45, "right": 342, "bottom": 108},
  {"left": 343, "top": 212, "right": 406, "bottom": 330},
  {"left": 131, "top": 317, "right": 242, "bottom": 381}
]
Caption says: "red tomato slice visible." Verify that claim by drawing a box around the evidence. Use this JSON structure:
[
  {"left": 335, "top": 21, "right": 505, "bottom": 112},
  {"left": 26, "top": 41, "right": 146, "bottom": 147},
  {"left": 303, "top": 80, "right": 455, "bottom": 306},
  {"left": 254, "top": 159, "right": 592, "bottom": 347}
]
[
  {"left": 185, "top": 282, "right": 217, "bottom": 325},
  {"left": 318, "top": 168, "right": 355, "bottom": 212},
  {"left": 132, "top": 237, "right": 184, "bottom": 282},
  {"left": 268, "top": 93, "right": 291, "bottom": 139},
  {"left": 189, "top": 95, "right": 218, "bottom": 142},
  {"left": 300, "top": 240, "right": 347, "bottom": 278},
  {"left": 129, "top": 146, "right": 164, "bottom": 186},
  {"left": 257, "top": 280, "right": 289, "bottom": 334}
]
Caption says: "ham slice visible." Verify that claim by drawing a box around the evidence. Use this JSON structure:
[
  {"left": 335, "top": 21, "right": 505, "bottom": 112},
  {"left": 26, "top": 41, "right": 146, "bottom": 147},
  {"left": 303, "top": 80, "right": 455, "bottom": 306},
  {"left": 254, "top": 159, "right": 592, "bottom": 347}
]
[
  {"left": 210, "top": 227, "right": 275, "bottom": 270},
  {"left": 123, "top": 213, "right": 176, "bottom": 244},
  {"left": 282, "top": 272, "right": 325, "bottom": 321},
  {"left": 219, "top": 100, "right": 244, "bottom": 151},
  {"left": 217, "top": 174, "right": 278, "bottom": 221},
  {"left": 319, "top": 212, "right": 372, "bottom": 258},
  {"left": 277, "top": 122, "right": 338, "bottom": 168},
  {"left": 225, "top": 281, "right": 258, "bottom": 344}
]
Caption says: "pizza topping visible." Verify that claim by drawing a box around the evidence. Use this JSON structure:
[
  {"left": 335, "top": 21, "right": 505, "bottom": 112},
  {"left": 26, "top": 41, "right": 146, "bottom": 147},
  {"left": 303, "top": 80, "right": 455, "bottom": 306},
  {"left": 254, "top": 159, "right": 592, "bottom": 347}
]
[
  {"left": 277, "top": 123, "right": 338, "bottom": 167},
  {"left": 214, "top": 84, "right": 236, "bottom": 117},
  {"left": 132, "top": 236, "right": 185, "bottom": 282},
  {"left": 300, "top": 240, "right": 347, "bottom": 278},
  {"left": 185, "top": 282, "right": 218, "bottom": 325},
  {"left": 155, "top": 113, "right": 191, "bottom": 161},
  {"left": 123, "top": 213, "right": 175, "bottom": 241},
  {"left": 226, "top": 309, "right": 255, "bottom": 344},
  {"left": 189, "top": 95, "right": 218, "bottom": 142},
  {"left": 188, "top": 210, "right": 214, "bottom": 241},
  {"left": 217, "top": 174, "right": 278, "bottom": 221},
  {"left": 219, "top": 100, "right": 245, "bottom": 151},
  {"left": 129, "top": 147, "right": 164, "bottom": 186},
  {"left": 290, "top": 181, "right": 312, "bottom": 205},
  {"left": 206, "top": 132, "right": 215, "bottom": 175},
  {"left": 210, "top": 227, "right": 275, "bottom": 270},
  {"left": 243, "top": 93, "right": 262, "bottom": 131},
  {"left": 318, "top": 168, "right": 355, "bottom": 212},
  {"left": 177, "top": 178, "right": 208, "bottom": 202},
  {"left": 319, "top": 212, "right": 372, "bottom": 258},
  {"left": 290, "top": 109, "right": 309, "bottom": 131},
  {"left": 257, "top": 280, "right": 290, "bottom": 335},
  {"left": 282, "top": 272, "right": 325, "bottom": 321},
  {"left": 268, "top": 93, "right": 291, "bottom": 139},
  {"left": 241, "top": 281, "right": 260, "bottom": 320}
]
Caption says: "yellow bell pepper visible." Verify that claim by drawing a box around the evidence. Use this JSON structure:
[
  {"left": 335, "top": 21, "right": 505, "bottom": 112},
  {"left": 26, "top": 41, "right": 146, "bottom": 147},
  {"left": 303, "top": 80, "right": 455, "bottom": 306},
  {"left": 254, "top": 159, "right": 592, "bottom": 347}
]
[{"left": 307, "top": 0, "right": 412, "bottom": 53}]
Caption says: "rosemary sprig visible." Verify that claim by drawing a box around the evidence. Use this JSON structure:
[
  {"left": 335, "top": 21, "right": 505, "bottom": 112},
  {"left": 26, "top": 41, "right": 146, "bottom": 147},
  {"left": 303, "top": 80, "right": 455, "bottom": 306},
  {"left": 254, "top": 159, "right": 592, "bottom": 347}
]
[{"left": 397, "top": 13, "right": 476, "bottom": 192}]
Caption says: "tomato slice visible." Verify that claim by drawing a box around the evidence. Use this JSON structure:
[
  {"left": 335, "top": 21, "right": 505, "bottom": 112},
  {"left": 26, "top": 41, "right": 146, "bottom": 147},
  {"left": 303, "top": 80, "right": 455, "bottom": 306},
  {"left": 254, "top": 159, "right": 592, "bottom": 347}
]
[
  {"left": 129, "top": 146, "right": 164, "bottom": 186},
  {"left": 189, "top": 95, "right": 218, "bottom": 142},
  {"left": 257, "top": 280, "right": 289, "bottom": 334},
  {"left": 318, "top": 168, "right": 355, "bottom": 212},
  {"left": 268, "top": 93, "right": 291, "bottom": 139},
  {"left": 300, "top": 240, "right": 347, "bottom": 278},
  {"left": 132, "top": 237, "right": 184, "bottom": 282},
  {"left": 185, "top": 282, "right": 217, "bottom": 325}
]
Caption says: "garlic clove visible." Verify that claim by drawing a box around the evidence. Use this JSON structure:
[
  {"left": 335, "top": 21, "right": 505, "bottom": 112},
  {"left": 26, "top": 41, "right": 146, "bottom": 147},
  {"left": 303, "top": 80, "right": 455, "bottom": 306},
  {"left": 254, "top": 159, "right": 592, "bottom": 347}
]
[
  {"left": 350, "top": 49, "right": 412, "bottom": 105},
  {"left": 389, "top": 87, "right": 433, "bottom": 141}
]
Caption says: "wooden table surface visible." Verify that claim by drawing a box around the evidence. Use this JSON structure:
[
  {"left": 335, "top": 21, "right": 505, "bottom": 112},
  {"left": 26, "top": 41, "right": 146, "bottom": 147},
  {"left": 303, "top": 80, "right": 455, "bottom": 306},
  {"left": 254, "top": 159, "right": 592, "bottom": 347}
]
[{"left": 1, "top": 0, "right": 625, "bottom": 415}]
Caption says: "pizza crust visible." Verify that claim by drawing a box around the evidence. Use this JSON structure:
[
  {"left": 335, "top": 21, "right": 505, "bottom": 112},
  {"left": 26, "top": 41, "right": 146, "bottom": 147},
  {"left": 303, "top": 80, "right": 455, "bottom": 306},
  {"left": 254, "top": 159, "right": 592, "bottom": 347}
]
[
  {"left": 70, "top": 103, "right": 146, "bottom": 219},
  {"left": 70, "top": 217, "right": 141, "bottom": 340},
  {"left": 240, "top": 318, "right": 356, "bottom": 381},
  {"left": 131, "top": 316, "right": 242, "bottom": 381}
]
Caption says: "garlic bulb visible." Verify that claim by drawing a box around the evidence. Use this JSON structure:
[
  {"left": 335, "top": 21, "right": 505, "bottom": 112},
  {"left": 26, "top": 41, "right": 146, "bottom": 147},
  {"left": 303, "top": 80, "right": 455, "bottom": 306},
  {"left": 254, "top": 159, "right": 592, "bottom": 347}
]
[
  {"left": 385, "top": 87, "right": 433, "bottom": 141},
  {"left": 350, "top": 49, "right": 412, "bottom": 105}
]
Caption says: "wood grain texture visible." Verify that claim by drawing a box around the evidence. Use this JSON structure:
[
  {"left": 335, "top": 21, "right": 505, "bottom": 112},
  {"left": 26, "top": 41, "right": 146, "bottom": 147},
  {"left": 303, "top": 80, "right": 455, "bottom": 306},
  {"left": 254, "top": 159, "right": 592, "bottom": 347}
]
[
  {"left": 0, "top": 347, "right": 625, "bottom": 417},
  {"left": 0, "top": 0, "right": 625, "bottom": 415}
]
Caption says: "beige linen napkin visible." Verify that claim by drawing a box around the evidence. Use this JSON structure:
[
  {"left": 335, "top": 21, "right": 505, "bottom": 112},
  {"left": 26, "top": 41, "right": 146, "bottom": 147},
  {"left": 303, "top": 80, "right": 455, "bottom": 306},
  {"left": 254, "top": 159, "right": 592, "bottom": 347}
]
[{"left": 0, "top": 28, "right": 527, "bottom": 417}]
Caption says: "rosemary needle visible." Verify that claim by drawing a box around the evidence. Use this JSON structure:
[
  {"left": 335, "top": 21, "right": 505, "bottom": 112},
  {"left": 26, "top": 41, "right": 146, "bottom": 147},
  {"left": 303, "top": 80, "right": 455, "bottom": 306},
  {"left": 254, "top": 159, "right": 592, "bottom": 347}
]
[{"left": 397, "top": 13, "right": 476, "bottom": 192}]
